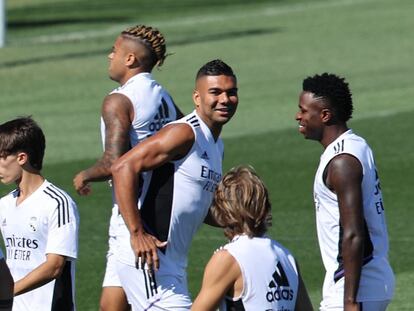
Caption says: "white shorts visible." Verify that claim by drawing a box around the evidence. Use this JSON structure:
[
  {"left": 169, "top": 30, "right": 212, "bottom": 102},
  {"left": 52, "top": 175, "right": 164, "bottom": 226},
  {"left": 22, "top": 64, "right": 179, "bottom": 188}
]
[
  {"left": 102, "top": 234, "right": 122, "bottom": 288},
  {"left": 116, "top": 261, "right": 191, "bottom": 311},
  {"left": 320, "top": 300, "right": 391, "bottom": 311}
]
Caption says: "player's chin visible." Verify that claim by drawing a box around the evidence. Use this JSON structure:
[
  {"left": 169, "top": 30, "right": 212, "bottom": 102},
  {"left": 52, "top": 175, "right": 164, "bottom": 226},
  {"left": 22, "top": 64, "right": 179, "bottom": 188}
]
[
  {"left": 0, "top": 178, "right": 13, "bottom": 185},
  {"left": 298, "top": 126, "right": 306, "bottom": 136},
  {"left": 215, "top": 111, "right": 234, "bottom": 123}
]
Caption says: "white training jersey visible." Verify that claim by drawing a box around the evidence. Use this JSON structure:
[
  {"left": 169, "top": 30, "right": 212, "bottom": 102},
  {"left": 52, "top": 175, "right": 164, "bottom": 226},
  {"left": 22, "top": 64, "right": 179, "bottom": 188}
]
[
  {"left": 101, "top": 72, "right": 181, "bottom": 238},
  {"left": 116, "top": 110, "right": 224, "bottom": 278},
  {"left": 0, "top": 180, "right": 79, "bottom": 311},
  {"left": 313, "top": 129, "right": 394, "bottom": 304},
  {"left": 219, "top": 235, "right": 299, "bottom": 311}
]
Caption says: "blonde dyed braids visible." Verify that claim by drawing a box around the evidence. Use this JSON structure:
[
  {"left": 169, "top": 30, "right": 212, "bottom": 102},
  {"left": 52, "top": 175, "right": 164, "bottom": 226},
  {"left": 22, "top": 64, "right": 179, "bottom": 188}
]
[{"left": 122, "top": 25, "right": 167, "bottom": 67}]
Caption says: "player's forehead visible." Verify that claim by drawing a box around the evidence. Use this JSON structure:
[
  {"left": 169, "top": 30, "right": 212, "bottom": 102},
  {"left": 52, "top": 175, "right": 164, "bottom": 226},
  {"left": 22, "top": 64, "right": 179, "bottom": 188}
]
[
  {"left": 113, "top": 35, "right": 132, "bottom": 50},
  {"left": 196, "top": 75, "right": 237, "bottom": 90},
  {"left": 113, "top": 36, "right": 124, "bottom": 47}
]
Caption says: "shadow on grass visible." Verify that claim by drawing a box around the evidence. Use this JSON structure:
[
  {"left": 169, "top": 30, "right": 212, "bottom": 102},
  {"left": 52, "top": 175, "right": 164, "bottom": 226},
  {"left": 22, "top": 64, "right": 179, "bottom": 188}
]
[
  {"left": 0, "top": 27, "right": 282, "bottom": 69},
  {"left": 8, "top": 16, "right": 127, "bottom": 29}
]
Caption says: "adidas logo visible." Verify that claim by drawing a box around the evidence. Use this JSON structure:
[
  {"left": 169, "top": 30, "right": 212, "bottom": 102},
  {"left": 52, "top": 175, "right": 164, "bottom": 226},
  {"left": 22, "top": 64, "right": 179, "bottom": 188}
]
[
  {"left": 149, "top": 100, "right": 173, "bottom": 132},
  {"left": 266, "top": 262, "right": 294, "bottom": 302},
  {"left": 269, "top": 261, "right": 290, "bottom": 288},
  {"left": 201, "top": 151, "right": 209, "bottom": 160}
]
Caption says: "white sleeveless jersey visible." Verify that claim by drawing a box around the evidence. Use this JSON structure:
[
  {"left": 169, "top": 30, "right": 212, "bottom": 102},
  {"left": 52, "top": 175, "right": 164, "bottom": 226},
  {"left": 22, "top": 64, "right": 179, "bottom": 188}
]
[
  {"left": 116, "top": 110, "right": 224, "bottom": 278},
  {"left": 101, "top": 72, "right": 181, "bottom": 238},
  {"left": 105, "top": 72, "right": 179, "bottom": 148},
  {"left": 0, "top": 180, "right": 79, "bottom": 311},
  {"left": 313, "top": 129, "right": 394, "bottom": 304},
  {"left": 219, "top": 235, "right": 299, "bottom": 311}
]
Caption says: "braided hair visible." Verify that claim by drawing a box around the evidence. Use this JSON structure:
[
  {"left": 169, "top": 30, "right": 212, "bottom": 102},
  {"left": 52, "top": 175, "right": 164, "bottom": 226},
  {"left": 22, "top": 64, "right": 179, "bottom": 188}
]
[
  {"left": 121, "top": 25, "right": 167, "bottom": 69},
  {"left": 303, "top": 73, "right": 353, "bottom": 122}
]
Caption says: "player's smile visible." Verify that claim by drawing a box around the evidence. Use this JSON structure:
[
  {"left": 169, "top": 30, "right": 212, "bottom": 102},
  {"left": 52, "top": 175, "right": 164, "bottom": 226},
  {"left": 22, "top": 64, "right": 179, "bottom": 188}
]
[
  {"left": 194, "top": 74, "right": 238, "bottom": 129},
  {"left": 295, "top": 91, "right": 326, "bottom": 141}
]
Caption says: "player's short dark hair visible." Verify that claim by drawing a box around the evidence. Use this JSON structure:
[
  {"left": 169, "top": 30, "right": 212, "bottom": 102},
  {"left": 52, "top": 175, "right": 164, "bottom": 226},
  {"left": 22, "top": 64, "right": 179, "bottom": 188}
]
[
  {"left": 121, "top": 24, "right": 167, "bottom": 70},
  {"left": 196, "top": 59, "right": 236, "bottom": 81},
  {"left": 0, "top": 117, "right": 45, "bottom": 170},
  {"left": 211, "top": 166, "right": 271, "bottom": 239},
  {"left": 303, "top": 73, "right": 353, "bottom": 122}
]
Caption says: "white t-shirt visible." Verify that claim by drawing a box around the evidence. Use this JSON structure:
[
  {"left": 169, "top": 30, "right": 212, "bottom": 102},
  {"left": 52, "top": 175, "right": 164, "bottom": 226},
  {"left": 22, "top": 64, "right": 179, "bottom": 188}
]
[
  {"left": 0, "top": 180, "right": 79, "bottom": 311},
  {"left": 314, "top": 129, "right": 394, "bottom": 305},
  {"left": 219, "top": 235, "right": 299, "bottom": 311}
]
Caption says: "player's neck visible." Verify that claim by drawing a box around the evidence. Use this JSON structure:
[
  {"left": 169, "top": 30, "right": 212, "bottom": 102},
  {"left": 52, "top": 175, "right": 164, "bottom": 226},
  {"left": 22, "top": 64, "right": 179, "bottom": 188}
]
[
  {"left": 321, "top": 124, "right": 349, "bottom": 148},
  {"left": 120, "top": 70, "right": 149, "bottom": 86},
  {"left": 15, "top": 172, "right": 45, "bottom": 205}
]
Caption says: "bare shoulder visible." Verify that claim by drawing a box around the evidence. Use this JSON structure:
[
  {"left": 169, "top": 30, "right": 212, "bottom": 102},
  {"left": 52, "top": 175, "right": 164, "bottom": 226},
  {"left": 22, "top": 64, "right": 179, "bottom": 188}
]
[
  {"left": 327, "top": 153, "right": 363, "bottom": 190},
  {"left": 101, "top": 93, "right": 132, "bottom": 115},
  {"left": 122, "top": 122, "right": 195, "bottom": 164},
  {"left": 160, "top": 122, "right": 195, "bottom": 143},
  {"left": 205, "top": 249, "right": 240, "bottom": 279},
  {"left": 329, "top": 153, "right": 361, "bottom": 171}
]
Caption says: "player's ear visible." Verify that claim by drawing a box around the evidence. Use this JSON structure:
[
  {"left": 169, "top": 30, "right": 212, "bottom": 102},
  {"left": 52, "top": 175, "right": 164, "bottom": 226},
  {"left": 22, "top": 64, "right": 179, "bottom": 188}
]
[
  {"left": 321, "top": 108, "right": 333, "bottom": 124},
  {"left": 193, "top": 90, "right": 201, "bottom": 108},
  {"left": 126, "top": 53, "right": 139, "bottom": 67},
  {"left": 16, "top": 152, "right": 28, "bottom": 165}
]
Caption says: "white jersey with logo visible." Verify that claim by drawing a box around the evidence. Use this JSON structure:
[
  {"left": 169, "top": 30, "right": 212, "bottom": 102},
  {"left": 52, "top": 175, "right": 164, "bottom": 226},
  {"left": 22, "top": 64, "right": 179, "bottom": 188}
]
[
  {"left": 102, "top": 72, "right": 181, "bottom": 239},
  {"left": 117, "top": 110, "right": 224, "bottom": 277},
  {"left": 219, "top": 235, "right": 299, "bottom": 311},
  {"left": 313, "top": 129, "right": 394, "bottom": 305},
  {"left": 0, "top": 180, "right": 79, "bottom": 311}
]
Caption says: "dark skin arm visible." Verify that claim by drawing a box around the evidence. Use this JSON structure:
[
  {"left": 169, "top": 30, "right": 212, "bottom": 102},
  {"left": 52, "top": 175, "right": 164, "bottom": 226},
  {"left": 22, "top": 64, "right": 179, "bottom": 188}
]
[
  {"left": 326, "top": 154, "right": 364, "bottom": 311},
  {"left": 111, "top": 123, "right": 194, "bottom": 270},
  {"left": 294, "top": 260, "right": 314, "bottom": 311},
  {"left": 73, "top": 94, "right": 133, "bottom": 195},
  {"left": 0, "top": 258, "right": 13, "bottom": 311}
]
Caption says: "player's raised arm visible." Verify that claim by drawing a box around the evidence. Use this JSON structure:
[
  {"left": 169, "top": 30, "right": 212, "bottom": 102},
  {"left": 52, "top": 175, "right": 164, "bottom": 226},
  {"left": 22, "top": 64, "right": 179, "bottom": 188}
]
[{"left": 111, "top": 123, "right": 194, "bottom": 270}]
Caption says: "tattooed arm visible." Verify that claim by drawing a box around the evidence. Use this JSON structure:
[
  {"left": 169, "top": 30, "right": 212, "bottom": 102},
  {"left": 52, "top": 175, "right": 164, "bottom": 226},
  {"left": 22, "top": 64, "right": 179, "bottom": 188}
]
[{"left": 73, "top": 93, "right": 133, "bottom": 195}]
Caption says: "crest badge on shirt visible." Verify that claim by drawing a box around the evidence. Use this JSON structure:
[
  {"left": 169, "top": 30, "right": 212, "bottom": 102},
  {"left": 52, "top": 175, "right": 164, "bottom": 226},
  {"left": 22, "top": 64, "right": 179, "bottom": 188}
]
[{"left": 29, "top": 217, "right": 38, "bottom": 232}]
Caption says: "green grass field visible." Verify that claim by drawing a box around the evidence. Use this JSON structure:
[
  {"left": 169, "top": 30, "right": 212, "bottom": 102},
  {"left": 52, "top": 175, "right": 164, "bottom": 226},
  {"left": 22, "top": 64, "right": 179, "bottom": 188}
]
[{"left": 1, "top": 0, "right": 413, "bottom": 309}]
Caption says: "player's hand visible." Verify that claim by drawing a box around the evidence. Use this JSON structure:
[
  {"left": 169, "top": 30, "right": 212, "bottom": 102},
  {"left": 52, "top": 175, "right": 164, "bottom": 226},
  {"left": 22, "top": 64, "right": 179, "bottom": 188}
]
[
  {"left": 73, "top": 172, "right": 92, "bottom": 196},
  {"left": 130, "top": 232, "right": 167, "bottom": 271}
]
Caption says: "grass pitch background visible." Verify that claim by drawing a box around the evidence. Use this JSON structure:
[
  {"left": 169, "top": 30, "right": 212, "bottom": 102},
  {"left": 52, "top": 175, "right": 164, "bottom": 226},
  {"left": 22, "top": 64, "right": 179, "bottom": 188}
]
[{"left": 1, "top": 0, "right": 413, "bottom": 309}]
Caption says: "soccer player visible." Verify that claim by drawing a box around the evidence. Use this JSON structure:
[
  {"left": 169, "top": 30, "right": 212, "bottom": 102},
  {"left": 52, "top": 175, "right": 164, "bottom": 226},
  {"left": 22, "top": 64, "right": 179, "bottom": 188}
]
[
  {"left": 73, "top": 25, "right": 182, "bottom": 311},
  {"left": 295, "top": 73, "right": 395, "bottom": 311},
  {"left": 192, "top": 166, "right": 314, "bottom": 311},
  {"left": 0, "top": 249, "right": 13, "bottom": 311},
  {"left": 0, "top": 117, "right": 79, "bottom": 311},
  {"left": 111, "top": 59, "right": 239, "bottom": 310}
]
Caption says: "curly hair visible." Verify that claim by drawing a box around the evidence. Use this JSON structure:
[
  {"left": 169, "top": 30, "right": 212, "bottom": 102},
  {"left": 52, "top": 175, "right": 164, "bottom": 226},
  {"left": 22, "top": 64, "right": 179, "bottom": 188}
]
[
  {"left": 211, "top": 166, "right": 271, "bottom": 239},
  {"left": 0, "top": 117, "right": 45, "bottom": 170},
  {"left": 196, "top": 59, "right": 236, "bottom": 81},
  {"left": 121, "top": 25, "right": 167, "bottom": 69},
  {"left": 303, "top": 73, "right": 353, "bottom": 122}
]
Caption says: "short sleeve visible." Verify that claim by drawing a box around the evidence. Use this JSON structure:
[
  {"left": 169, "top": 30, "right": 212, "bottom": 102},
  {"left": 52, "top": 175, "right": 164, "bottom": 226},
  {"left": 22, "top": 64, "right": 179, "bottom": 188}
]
[{"left": 45, "top": 197, "right": 79, "bottom": 260}]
